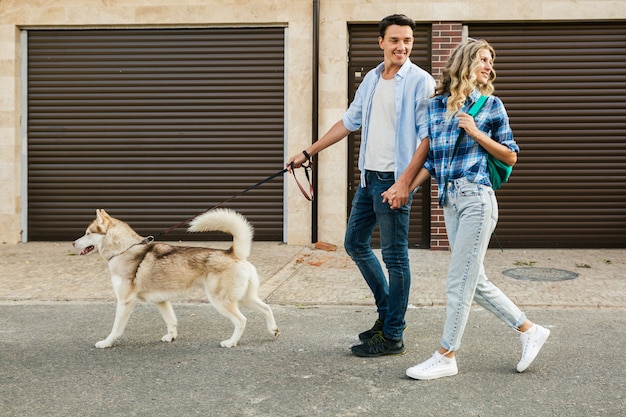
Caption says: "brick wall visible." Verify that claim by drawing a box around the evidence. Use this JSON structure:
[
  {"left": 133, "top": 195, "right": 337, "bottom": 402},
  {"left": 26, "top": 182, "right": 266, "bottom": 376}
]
[{"left": 429, "top": 23, "right": 463, "bottom": 250}]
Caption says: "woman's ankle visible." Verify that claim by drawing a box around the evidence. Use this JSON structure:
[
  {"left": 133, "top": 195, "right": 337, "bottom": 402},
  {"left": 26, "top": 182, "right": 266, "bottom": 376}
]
[
  {"left": 518, "top": 320, "right": 533, "bottom": 333},
  {"left": 438, "top": 347, "right": 455, "bottom": 358}
]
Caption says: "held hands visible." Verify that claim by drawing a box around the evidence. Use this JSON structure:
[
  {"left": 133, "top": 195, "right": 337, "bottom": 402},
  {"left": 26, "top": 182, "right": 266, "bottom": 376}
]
[
  {"left": 382, "top": 167, "right": 430, "bottom": 209},
  {"left": 381, "top": 182, "right": 410, "bottom": 210}
]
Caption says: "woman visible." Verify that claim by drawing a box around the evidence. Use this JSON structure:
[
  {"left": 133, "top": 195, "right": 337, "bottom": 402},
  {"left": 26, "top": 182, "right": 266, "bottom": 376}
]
[{"left": 385, "top": 39, "right": 550, "bottom": 380}]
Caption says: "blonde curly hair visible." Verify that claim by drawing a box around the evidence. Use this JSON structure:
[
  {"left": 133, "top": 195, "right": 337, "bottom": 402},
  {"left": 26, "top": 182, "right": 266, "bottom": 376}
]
[{"left": 436, "top": 38, "right": 496, "bottom": 116}]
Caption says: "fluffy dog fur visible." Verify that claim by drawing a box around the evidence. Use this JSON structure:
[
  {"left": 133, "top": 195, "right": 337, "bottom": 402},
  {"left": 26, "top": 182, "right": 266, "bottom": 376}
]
[{"left": 73, "top": 208, "right": 279, "bottom": 348}]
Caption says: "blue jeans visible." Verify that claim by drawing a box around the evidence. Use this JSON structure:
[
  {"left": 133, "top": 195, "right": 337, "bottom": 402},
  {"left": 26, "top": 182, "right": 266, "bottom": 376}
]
[
  {"left": 441, "top": 177, "right": 526, "bottom": 352},
  {"left": 344, "top": 170, "right": 412, "bottom": 340}
]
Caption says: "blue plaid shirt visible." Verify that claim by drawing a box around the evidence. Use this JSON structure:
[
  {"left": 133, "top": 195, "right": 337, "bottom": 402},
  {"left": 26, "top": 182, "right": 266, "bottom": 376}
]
[{"left": 424, "top": 90, "right": 519, "bottom": 206}]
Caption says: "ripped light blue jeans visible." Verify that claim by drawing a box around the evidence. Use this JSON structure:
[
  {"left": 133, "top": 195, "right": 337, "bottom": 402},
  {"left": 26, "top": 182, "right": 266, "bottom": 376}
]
[
  {"left": 344, "top": 170, "right": 412, "bottom": 340},
  {"left": 441, "top": 177, "right": 526, "bottom": 352}
]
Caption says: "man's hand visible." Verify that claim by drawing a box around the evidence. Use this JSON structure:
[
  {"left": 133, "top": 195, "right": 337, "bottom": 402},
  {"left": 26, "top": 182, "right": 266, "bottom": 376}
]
[{"left": 286, "top": 152, "right": 308, "bottom": 172}]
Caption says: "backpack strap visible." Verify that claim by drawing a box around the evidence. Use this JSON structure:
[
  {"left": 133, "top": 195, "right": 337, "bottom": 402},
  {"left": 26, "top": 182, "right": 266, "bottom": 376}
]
[{"left": 467, "top": 95, "right": 488, "bottom": 117}]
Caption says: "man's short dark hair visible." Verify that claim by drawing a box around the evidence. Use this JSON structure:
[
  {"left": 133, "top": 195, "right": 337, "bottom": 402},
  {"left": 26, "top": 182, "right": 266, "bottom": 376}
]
[{"left": 379, "top": 14, "right": 416, "bottom": 38}]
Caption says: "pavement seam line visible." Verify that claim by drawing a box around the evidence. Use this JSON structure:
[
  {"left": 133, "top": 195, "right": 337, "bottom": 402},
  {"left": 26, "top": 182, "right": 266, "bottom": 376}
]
[{"left": 259, "top": 247, "right": 312, "bottom": 302}]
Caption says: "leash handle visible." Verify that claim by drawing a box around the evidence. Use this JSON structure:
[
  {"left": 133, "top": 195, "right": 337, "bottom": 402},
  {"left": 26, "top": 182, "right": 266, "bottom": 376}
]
[{"left": 290, "top": 161, "right": 314, "bottom": 201}]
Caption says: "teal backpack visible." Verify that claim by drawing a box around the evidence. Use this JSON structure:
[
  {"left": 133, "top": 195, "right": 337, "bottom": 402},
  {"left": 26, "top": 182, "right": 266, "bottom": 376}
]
[{"left": 467, "top": 95, "right": 513, "bottom": 190}]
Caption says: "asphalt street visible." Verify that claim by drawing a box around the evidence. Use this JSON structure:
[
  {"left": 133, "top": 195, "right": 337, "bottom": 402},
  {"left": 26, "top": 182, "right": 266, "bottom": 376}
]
[
  {"left": 1, "top": 303, "right": 624, "bottom": 417},
  {"left": 1, "top": 242, "right": 625, "bottom": 416}
]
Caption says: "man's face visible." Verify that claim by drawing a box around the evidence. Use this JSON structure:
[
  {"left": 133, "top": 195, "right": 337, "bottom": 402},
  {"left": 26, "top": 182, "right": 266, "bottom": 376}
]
[{"left": 378, "top": 24, "right": 414, "bottom": 68}]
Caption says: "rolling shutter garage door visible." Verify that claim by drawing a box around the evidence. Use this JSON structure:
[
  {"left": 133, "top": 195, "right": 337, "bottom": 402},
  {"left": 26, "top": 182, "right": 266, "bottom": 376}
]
[
  {"left": 469, "top": 23, "right": 626, "bottom": 248},
  {"left": 27, "top": 28, "right": 285, "bottom": 242},
  {"left": 348, "top": 24, "right": 432, "bottom": 248}
]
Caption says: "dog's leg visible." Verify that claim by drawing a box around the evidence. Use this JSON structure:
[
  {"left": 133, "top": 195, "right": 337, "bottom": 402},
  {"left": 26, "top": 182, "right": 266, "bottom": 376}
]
[
  {"left": 210, "top": 300, "right": 247, "bottom": 348},
  {"left": 241, "top": 263, "right": 280, "bottom": 338},
  {"left": 241, "top": 295, "right": 280, "bottom": 339},
  {"left": 96, "top": 298, "right": 137, "bottom": 348},
  {"left": 154, "top": 301, "right": 178, "bottom": 342}
]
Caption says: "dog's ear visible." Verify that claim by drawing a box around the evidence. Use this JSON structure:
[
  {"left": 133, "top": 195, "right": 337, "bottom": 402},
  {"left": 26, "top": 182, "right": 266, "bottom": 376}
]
[{"left": 96, "top": 209, "right": 110, "bottom": 224}]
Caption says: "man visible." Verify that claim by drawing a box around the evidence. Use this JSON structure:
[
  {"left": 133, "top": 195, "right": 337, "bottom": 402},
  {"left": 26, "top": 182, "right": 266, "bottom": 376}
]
[{"left": 287, "top": 14, "right": 435, "bottom": 357}]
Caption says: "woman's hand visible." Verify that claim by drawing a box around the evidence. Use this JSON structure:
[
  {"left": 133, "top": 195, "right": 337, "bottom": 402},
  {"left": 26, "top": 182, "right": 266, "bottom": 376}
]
[{"left": 456, "top": 112, "right": 480, "bottom": 138}]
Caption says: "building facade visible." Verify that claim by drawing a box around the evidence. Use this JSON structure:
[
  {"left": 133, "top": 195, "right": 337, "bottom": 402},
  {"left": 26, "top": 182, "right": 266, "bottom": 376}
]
[{"left": 1, "top": 0, "right": 625, "bottom": 248}]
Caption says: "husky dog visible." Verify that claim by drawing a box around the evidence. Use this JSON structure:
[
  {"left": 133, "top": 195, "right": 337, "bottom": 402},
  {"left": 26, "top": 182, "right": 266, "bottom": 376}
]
[{"left": 73, "top": 208, "right": 280, "bottom": 348}]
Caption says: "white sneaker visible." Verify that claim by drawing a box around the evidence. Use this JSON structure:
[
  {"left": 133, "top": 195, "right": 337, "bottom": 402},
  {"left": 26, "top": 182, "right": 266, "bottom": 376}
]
[
  {"left": 406, "top": 351, "right": 458, "bottom": 380},
  {"left": 517, "top": 324, "right": 550, "bottom": 372}
]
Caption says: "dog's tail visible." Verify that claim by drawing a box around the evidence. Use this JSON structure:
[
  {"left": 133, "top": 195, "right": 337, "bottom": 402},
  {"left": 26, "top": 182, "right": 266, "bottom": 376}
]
[{"left": 187, "top": 208, "right": 254, "bottom": 260}]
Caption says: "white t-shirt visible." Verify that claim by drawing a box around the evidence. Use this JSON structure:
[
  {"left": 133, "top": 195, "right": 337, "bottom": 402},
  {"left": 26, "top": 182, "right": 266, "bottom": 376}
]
[{"left": 364, "top": 77, "right": 396, "bottom": 172}]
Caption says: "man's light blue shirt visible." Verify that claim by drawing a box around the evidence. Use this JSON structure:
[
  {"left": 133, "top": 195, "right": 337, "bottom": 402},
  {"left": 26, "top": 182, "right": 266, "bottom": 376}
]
[{"left": 342, "top": 58, "right": 435, "bottom": 187}]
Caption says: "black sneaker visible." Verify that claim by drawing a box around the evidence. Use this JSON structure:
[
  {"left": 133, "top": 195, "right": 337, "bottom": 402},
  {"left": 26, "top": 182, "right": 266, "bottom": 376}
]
[
  {"left": 358, "top": 319, "right": 384, "bottom": 342},
  {"left": 351, "top": 332, "right": 405, "bottom": 357}
]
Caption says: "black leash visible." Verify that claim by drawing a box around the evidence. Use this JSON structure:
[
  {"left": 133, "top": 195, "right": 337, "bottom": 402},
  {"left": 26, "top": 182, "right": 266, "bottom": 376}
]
[{"left": 141, "top": 163, "right": 313, "bottom": 244}]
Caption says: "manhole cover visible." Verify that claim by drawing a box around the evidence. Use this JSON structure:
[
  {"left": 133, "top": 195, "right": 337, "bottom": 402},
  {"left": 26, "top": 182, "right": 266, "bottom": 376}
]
[{"left": 502, "top": 267, "right": 579, "bottom": 282}]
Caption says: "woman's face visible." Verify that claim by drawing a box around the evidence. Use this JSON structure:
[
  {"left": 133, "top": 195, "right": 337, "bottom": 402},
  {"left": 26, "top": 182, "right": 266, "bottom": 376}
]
[{"left": 474, "top": 47, "right": 493, "bottom": 85}]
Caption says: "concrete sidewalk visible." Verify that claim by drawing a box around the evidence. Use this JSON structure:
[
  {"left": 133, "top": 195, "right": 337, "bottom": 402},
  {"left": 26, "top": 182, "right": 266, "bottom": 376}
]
[{"left": 1, "top": 241, "right": 624, "bottom": 308}]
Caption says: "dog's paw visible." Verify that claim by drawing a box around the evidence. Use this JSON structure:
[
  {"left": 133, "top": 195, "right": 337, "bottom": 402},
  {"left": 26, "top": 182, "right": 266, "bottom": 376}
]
[
  {"left": 272, "top": 328, "right": 281, "bottom": 338},
  {"left": 95, "top": 339, "right": 114, "bottom": 348},
  {"left": 161, "top": 334, "right": 176, "bottom": 343},
  {"left": 220, "top": 339, "right": 237, "bottom": 348}
]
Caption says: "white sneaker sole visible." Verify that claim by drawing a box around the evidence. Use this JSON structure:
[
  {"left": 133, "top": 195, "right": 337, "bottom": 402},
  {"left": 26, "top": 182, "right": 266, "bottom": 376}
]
[{"left": 406, "top": 364, "right": 458, "bottom": 380}]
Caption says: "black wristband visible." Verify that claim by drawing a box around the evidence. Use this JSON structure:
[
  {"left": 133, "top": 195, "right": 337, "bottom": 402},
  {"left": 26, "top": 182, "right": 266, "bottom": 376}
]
[{"left": 302, "top": 150, "right": 312, "bottom": 161}]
